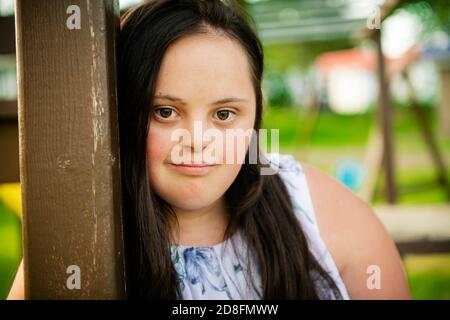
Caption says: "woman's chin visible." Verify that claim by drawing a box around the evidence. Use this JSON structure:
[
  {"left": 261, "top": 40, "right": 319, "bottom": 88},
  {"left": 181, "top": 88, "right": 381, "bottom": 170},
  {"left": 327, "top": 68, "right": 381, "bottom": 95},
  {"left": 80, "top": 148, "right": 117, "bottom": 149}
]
[{"left": 169, "top": 198, "right": 218, "bottom": 212}]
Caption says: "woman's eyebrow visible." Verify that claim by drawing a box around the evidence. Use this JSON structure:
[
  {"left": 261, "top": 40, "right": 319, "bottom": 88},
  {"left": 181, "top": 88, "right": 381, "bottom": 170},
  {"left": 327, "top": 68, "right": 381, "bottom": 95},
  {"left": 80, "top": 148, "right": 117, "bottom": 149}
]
[{"left": 153, "top": 94, "right": 248, "bottom": 106}]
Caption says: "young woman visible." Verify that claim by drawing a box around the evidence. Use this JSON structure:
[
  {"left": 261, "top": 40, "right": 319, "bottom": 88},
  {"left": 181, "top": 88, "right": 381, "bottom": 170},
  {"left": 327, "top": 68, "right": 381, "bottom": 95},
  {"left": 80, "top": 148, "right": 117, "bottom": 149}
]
[{"left": 8, "top": 0, "right": 411, "bottom": 300}]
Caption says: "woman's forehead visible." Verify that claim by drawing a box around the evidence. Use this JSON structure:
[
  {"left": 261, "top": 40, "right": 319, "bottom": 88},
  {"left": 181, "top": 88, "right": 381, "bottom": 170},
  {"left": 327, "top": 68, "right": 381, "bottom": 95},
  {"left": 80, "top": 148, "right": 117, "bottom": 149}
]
[{"left": 154, "top": 33, "right": 254, "bottom": 101}]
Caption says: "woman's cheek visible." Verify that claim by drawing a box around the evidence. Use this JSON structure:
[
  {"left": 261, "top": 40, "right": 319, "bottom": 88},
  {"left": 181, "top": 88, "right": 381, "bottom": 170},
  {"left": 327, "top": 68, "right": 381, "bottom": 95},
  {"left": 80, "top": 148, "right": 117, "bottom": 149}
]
[{"left": 147, "top": 125, "right": 173, "bottom": 163}]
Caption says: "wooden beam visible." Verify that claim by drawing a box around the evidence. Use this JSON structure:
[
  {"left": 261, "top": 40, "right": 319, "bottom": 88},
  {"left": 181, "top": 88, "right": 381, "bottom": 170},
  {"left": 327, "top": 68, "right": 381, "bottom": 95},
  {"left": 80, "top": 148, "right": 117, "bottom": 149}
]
[
  {"left": 0, "top": 16, "right": 15, "bottom": 54},
  {"left": 15, "top": 0, "right": 126, "bottom": 299},
  {"left": 353, "top": 0, "right": 401, "bottom": 40},
  {"left": 375, "top": 29, "right": 397, "bottom": 204},
  {"left": 375, "top": 205, "right": 450, "bottom": 240},
  {"left": 403, "top": 71, "right": 450, "bottom": 199},
  {"left": 396, "top": 239, "right": 450, "bottom": 256},
  {"left": 439, "top": 64, "right": 450, "bottom": 137},
  {"left": 0, "top": 100, "right": 18, "bottom": 120},
  {"left": 358, "top": 124, "right": 383, "bottom": 203},
  {"left": 375, "top": 205, "right": 450, "bottom": 255},
  {"left": 0, "top": 101, "right": 19, "bottom": 183},
  {"left": 0, "top": 104, "right": 19, "bottom": 183}
]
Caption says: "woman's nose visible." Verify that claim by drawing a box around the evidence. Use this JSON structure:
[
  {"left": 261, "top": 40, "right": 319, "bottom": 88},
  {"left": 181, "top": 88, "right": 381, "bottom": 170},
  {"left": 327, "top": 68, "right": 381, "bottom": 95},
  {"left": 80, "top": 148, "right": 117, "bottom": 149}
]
[{"left": 183, "top": 119, "right": 211, "bottom": 152}]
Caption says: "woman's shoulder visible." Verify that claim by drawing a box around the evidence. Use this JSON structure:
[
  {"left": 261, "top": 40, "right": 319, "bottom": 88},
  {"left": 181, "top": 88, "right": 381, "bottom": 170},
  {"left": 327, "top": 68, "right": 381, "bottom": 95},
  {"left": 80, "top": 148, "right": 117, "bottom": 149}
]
[
  {"left": 264, "top": 153, "right": 366, "bottom": 234},
  {"left": 298, "top": 160, "right": 367, "bottom": 271},
  {"left": 298, "top": 159, "right": 411, "bottom": 299},
  {"left": 265, "top": 153, "right": 354, "bottom": 269},
  {"left": 291, "top": 159, "right": 385, "bottom": 269},
  {"left": 275, "top": 156, "right": 353, "bottom": 265},
  {"left": 265, "top": 153, "right": 411, "bottom": 299}
]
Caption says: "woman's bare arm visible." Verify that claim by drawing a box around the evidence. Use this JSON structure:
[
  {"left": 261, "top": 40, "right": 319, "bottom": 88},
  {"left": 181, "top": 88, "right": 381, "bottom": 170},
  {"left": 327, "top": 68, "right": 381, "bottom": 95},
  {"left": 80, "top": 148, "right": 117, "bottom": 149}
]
[
  {"left": 7, "top": 259, "right": 24, "bottom": 300},
  {"left": 302, "top": 162, "right": 411, "bottom": 299}
]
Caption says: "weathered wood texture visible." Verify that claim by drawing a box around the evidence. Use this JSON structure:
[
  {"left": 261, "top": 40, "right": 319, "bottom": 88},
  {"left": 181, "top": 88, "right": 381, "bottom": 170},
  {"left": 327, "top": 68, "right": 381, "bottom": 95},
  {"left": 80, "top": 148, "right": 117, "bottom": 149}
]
[{"left": 15, "top": 0, "right": 126, "bottom": 299}]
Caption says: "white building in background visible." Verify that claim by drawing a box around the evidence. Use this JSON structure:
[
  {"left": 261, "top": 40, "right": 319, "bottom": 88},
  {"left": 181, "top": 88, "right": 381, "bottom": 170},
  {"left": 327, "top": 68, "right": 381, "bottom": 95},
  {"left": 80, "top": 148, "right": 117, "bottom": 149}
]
[
  {"left": 315, "top": 48, "right": 379, "bottom": 114},
  {"left": 314, "top": 44, "right": 439, "bottom": 115},
  {"left": 327, "top": 67, "right": 378, "bottom": 114}
]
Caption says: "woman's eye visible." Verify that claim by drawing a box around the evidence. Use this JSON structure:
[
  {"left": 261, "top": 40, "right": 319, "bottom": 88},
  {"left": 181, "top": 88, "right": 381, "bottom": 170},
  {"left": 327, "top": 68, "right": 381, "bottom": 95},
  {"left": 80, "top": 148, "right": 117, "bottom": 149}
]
[
  {"left": 215, "top": 109, "right": 236, "bottom": 121},
  {"left": 154, "top": 107, "right": 177, "bottom": 120}
]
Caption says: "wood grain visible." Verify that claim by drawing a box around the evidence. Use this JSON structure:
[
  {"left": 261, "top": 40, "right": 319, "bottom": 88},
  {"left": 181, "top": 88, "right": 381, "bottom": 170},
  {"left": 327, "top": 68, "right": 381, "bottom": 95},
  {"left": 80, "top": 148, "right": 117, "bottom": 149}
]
[{"left": 15, "top": 0, "right": 126, "bottom": 299}]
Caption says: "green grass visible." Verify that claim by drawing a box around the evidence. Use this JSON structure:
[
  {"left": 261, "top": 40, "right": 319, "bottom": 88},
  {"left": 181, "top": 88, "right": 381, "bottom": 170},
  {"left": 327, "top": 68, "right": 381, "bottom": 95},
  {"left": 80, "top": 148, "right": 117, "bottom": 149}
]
[
  {"left": 373, "top": 168, "right": 450, "bottom": 204},
  {"left": 0, "top": 199, "right": 22, "bottom": 300},
  {"left": 263, "top": 106, "right": 374, "bottom": 148},
  {"left": 263, "top": 105, "right": 449, "bottom": 149},
  {"left": 404, "top": 254, "right": 450, "bottom": 300}
]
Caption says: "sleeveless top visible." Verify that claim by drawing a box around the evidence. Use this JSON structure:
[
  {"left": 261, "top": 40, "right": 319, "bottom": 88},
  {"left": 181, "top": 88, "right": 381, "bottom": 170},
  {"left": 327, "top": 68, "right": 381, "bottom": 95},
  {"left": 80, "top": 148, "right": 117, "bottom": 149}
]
[{"left": 169, "top": 153, "right": 350, "bottom": 300}]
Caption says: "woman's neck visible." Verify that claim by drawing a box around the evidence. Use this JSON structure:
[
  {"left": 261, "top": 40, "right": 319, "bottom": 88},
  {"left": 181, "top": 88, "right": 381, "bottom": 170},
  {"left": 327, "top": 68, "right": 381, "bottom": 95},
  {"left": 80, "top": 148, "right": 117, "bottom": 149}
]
[{"left": 170, "top": 197, "right": 229, "bottom": 247}]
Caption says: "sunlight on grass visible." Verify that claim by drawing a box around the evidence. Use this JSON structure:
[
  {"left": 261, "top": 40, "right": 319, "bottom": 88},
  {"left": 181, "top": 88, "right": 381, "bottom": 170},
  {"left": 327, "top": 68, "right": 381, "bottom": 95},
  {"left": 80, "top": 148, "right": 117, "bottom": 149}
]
[{"left": 404, "top": 254, "right": 450, "bottom": 300}]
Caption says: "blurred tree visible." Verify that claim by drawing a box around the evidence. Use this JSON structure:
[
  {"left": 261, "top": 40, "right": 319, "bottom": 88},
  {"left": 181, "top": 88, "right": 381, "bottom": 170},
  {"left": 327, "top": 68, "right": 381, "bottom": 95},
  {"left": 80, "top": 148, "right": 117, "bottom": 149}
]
[
  {"left": 263, "top": 71, "right": 292, "bottom": 106},
  {"left": 401, "top": 0, "right": 450, "bottom": 34},
  {"left": 263, "top": 39, "right": 353, "bottom": 73}
]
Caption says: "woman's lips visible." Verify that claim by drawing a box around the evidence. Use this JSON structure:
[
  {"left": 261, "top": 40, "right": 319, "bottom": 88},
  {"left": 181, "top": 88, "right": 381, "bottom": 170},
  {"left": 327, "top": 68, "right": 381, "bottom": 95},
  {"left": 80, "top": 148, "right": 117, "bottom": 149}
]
[{"left": 168, "top": 163, "right": 217, "bottom": 175}]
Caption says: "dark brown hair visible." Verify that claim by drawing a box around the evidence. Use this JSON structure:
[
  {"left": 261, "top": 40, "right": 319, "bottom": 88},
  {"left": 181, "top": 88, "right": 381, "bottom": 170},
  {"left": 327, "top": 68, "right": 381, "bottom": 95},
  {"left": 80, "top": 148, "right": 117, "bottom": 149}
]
[{"left": 118, "top": 0, "right": 341, "bottom": 299}]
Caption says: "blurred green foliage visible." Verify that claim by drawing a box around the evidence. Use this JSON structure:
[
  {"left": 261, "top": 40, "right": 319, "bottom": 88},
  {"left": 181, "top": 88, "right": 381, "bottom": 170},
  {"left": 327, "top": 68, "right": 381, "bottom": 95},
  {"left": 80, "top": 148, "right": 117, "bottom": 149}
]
[
  {"left": 404, "top": 254, "right": 450, "bottom": 299},
  {"left": 0, "top": 199, "right": 21, "bottom": 300},
  {"left": 402, "top": 0, "right": 450, "bottom": 35},
  {"left": 263, "top": 106, "right": 374, "bottom": 148}
]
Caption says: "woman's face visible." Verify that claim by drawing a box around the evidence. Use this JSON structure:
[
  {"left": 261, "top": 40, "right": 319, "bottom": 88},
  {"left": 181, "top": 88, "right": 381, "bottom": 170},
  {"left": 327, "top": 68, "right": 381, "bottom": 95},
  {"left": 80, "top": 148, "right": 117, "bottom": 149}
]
[{"left": 147, "top": 32, "right": 257, "bottom": 212}]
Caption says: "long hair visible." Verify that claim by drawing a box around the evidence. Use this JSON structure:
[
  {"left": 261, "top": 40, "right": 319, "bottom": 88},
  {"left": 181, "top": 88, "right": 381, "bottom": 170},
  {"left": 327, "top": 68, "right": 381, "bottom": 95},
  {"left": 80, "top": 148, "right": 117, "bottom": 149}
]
[{"left": 118, "top": 0, "right": 341, "bottom": 299}]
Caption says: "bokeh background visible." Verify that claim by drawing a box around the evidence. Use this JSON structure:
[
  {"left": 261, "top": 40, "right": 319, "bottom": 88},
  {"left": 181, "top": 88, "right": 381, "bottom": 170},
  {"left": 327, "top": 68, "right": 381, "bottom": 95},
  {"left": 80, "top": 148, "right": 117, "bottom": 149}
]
[{"left": 1, "top": 0, "right": 449, "bottom": 299}]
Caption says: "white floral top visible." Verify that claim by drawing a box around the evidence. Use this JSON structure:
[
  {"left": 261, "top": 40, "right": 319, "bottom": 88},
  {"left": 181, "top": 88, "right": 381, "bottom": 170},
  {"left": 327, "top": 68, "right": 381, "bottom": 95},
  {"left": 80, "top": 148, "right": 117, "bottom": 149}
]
[{"left": 170, "top": 153, "right": 350, "bottom": 300}]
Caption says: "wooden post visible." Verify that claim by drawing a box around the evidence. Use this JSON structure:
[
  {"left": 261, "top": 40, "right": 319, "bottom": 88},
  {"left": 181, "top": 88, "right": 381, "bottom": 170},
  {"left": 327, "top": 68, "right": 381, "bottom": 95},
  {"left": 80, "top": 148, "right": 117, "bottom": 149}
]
[
  {"left": 0, "top": 101, "right": 19, "bottom": 183},
  {"left": 0, "top": 15, "right": 15, "bottom": 54},
  {"left": 404, "top": 71, "right": 450, "bottom": 199},
  {"left": 374, "top": 29, "right": 396, "bottom": 204},
  {"left": 439, "top": 64, "right": 450, "bottom": 138},
  {"left": 0, "top": 15, "right": 19, "bottom": 183},
  {"left": 15, "top": 0, "right": 126, "bottom": 299}
]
